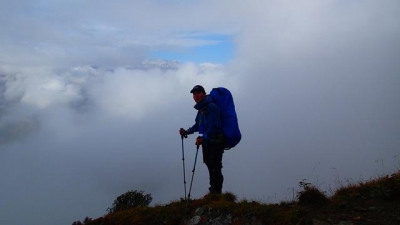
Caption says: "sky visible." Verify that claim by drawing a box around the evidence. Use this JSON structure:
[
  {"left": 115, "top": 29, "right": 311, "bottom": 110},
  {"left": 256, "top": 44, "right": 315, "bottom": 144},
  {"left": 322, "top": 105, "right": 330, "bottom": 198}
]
[
  {"left": 149, "top": 34, "right": 234, "bottom": 63},
  {"left": 1, "top": 0, "right": 399, "bottom": 224}
]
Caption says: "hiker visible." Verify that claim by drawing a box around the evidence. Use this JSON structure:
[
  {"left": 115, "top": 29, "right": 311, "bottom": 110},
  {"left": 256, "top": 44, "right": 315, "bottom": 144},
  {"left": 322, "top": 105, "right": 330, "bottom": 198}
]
[{"left": 179, "top": 85, "right": 226, "bottom": 194}]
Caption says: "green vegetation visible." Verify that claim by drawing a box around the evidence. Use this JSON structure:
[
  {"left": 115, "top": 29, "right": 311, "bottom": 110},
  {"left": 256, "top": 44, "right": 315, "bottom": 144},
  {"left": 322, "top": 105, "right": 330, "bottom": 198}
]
[
  {"left": 107, "top": 190, "right": 152, "bottom": 213},
  {"left": 74, "top": 170, "right": 400, "bottom": 225}
]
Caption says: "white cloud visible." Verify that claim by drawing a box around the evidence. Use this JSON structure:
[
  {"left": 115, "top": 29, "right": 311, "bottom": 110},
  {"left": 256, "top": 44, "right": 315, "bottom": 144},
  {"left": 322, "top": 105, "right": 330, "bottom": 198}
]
[
  {"left": 82, "top": 62, "right": 232, "bottom": 119},
  {"left": 3, "top": 71, "right": 81, "bottom": 109},
  {"left": 0, "top": 1, "right": 399, "bottom": 225}
]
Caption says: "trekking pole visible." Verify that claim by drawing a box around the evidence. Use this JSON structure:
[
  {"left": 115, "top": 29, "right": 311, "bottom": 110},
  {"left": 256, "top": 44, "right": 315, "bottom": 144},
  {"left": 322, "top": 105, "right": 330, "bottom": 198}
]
[
  {"left": 187, "top": 144, "right": 200, "bottom": 199},
  {"left": 185, "top": 144, "right": 200, "bottom": 212},
  {"left": 181, "top": 135, "right": 187, "bottom": 200}
]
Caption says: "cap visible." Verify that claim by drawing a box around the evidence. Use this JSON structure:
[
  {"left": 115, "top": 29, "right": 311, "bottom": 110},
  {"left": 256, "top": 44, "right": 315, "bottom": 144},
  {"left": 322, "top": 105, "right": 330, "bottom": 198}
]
[{"left": 190, "top": 85, "right": 206, "bottom": 94}]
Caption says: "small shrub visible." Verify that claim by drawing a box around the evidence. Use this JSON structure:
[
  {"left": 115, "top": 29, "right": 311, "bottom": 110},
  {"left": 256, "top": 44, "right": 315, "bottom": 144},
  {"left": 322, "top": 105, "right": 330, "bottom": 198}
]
[
  {"left": 107, "top": 190, "right": 152, "bottom": 213},
  {"left": 222, "top": 191, "right": 237, "bottom": 202},
  {"left": 297, "top": 180, "right": 329, "bottom": 206},
  {"left": 298, "top": 187, "right": 329, "bottom": 206}
]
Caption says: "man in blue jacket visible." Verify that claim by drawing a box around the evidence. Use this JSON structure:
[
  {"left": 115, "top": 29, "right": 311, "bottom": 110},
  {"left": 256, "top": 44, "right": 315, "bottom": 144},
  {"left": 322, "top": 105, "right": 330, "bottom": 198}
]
[{"left": 180, "top": 85, "right": 225, "bottom": 194}]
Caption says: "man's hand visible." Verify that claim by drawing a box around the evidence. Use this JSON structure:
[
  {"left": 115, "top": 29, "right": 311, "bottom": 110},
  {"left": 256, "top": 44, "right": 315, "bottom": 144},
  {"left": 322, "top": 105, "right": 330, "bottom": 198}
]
[
  {"left": 179, "top": 128, "right": 188, "bottom": 138},
  {"left": 195, "top": 136, "right": 203, "bottom": 146}
]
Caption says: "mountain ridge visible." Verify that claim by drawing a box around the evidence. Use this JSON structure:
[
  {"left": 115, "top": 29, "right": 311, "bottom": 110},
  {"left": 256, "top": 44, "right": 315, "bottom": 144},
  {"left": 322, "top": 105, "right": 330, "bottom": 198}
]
[{"left": 73, "top": 170, "right": 400, "bottom": 225}]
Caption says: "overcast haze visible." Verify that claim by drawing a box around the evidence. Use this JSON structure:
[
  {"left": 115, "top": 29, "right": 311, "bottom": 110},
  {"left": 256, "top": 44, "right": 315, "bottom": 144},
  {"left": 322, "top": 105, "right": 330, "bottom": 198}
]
[{"left": 1, "top": 1, "right": 399, "bottom": 225}]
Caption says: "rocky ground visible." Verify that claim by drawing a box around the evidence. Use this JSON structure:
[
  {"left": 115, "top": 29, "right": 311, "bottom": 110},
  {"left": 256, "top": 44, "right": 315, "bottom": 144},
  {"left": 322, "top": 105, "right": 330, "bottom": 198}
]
[{"left": 183, "top": 197, "right": 400, "bottom": 225}]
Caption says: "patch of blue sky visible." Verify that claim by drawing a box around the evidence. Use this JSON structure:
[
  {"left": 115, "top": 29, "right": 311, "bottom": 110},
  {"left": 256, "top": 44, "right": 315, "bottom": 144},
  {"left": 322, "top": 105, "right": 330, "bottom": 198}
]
[{"left": 150, "top": 35, "right": 234, "bottom": 64}]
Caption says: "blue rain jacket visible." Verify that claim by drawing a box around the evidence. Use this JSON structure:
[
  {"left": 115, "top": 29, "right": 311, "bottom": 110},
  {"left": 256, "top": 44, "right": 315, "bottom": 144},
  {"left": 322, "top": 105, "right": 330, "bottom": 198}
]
[{"left": 187, "top": 95, "right": 222, "bottom": 142}]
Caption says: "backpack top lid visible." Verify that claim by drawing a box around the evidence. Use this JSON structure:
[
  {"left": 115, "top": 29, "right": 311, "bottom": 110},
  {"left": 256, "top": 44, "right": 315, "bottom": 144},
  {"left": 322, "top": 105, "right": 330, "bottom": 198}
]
[{"left": 210, "top": 87, "right": 241, "bottom": 149}]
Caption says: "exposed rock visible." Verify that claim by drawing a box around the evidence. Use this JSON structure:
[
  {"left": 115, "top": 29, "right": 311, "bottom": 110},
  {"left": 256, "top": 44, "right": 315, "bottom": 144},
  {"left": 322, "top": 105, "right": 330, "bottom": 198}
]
[
  {"left": 312, "top": 219, "right": 331, "bottom": 225},
  {"left": 312, "top": 219, "right": 353, "bottom": 225},
  {"left": 185, "top": 207, "right": 261, "bottom": 225}
]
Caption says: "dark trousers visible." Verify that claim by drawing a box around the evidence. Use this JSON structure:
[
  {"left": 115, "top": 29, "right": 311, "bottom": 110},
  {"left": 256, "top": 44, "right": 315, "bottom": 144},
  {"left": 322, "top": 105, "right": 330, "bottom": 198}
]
[{"left": 202, "top": 140, "right": 224, "bottom": 194}]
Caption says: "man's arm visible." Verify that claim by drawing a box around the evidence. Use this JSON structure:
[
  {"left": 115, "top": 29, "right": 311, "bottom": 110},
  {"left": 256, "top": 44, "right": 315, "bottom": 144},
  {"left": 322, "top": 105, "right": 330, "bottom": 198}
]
[{"left": 187, "top": 112, "right": 200, "bottom": 134}]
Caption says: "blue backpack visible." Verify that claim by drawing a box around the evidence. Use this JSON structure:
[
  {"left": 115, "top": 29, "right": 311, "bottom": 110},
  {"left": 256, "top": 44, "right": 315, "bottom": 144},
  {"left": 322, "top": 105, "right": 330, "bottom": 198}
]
[{"left": 209, "top": 87, "right": 241, "bottom": 149}]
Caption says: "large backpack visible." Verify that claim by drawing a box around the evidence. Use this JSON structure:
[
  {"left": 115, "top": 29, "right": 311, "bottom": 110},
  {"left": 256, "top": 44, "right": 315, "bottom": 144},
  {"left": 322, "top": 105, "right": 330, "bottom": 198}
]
[{"left": 209, "top": 87, "right": 241, "bottom": 149}]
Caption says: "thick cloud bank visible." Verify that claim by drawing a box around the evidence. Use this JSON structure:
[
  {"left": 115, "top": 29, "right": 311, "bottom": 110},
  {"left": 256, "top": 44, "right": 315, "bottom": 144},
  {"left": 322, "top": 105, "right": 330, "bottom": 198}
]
[
  {"left": 0, "top": 62, "right": 235, "bottom": 224},
  {"left": 1, "top": 1, "right": 399, "bottom": 225}
]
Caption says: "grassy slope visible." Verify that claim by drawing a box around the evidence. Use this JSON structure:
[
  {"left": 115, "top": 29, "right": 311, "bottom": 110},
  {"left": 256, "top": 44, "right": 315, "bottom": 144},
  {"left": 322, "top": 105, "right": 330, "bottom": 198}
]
[{"left": 82, "top": 170, "right": 400, "bottom": 225}]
